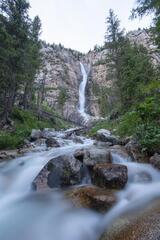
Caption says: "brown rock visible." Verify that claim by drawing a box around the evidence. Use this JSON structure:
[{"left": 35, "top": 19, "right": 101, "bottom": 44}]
[
  {"left": 46, "top": 138, "right": 60, "bottom": 148},
  {"left": 92, "top": 163, "right": 128, "bottom": 189},
  {"left": 150, "top": 153, "right": 160, "bottom": 170},
  {"left": 67, "top": 186, "right": 117, "bottom": 212}
]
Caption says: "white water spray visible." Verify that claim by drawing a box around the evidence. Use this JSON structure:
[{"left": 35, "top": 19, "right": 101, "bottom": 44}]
[{"left": 0, "top": 130, "right": 160, "bottom": 239}]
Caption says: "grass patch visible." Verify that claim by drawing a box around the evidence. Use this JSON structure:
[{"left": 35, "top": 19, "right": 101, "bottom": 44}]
[{"left": 0, "top": 107, "right": 71, "bottom": 150}]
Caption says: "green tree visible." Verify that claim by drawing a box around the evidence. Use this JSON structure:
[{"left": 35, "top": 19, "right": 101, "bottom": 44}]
[
  {"left": 22, "top": 15, "right": 42, "bottom": 109},
  {"left": 105, "top": 9, "right": 124, "bottom": 72},
  {"left": 131, "top": 0, "right": 160, "bottom": 47},
  {"left": 117, "top": 41, "right": 155, "bottom": 111},
  {"left": 0, "top": 0, "right": 30, "bottom": 124}
]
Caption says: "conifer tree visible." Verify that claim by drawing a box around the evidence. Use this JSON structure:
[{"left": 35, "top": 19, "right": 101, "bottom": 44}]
[{"left": 131, "top": 0, "right": 160, "bottom": 47}]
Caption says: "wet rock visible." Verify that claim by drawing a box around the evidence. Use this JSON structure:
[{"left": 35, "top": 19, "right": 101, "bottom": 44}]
[
  {"left": 46, "top": 138, "right": 61, "bottom": 148},
  {"left": 67, "top": 186, "right": 117, "bottom": 212},
  {"left": 64, "top": 127, "right": 86, "bottom": 137},
  {"left": 30, "top": 129, "right": 42, "bottom": 141},
  {"left": 74, "top": 146, "right": 111, "bottom": 168},
  {"left": 0, "top": 150, "right": 18, "bottom": 161},
  {"left": 74, "top": 149, "right": 86, "bottom": 162},
  {"left": 41, "top": 128, "right": 56, "bottom": 139},
  {"left": 96, "top": 129, "right": 120, "bottom": 145},
  {"left": 94, "top": 141, "right": 113, "bottom": 147},
  {"left": 101, "top": 203, "right": 160, "bottom": 240},
  {"left": 125, "top": 139, "right": 143, "bottom": 162},
  {"left": 33, "top": 155, "right": 82, "bottom": 190},
  {"left": 92, "top": 163, "right": 128, "bottom": 189},
  {"left": 150, "top": 153, "right": 160, "bottom": 170}
]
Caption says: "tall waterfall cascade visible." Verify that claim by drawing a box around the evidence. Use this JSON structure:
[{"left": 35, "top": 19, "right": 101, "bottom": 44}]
[
  {"left": 78, "top": 62, "right": 90, "bottom": 121},
  {"left": 78, "top": 63, "right": 106, "bottom": 124}
]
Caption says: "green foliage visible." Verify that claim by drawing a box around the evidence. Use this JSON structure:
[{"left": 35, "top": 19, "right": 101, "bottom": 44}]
[
  {"left": 88, "top": 120, "right": 117, "bottom": 137},
  {"left": 131, "top": 0, "right": 160, "bottom": 47},
  {"left": 136, "top": 123, "right": 160, "bottom": 151},
  {"left": 98, "top": 89, "right": 110, "bottom": 117},
  {"left": 117, "top": 111, "right": 141, "bottom": 137},
  {"left": 58, "top": 87, "right": 68, "bottom": 108},
  {"left": 117, "top": 42, "right": 155, "bottom": 111},
  {"left": 0, "top": 0, "right": 42, "bottom": 121},
  {"left": 0, "top": 108, "right": 51, "bottom": 149},
  {"left": 0, "top": 108, "right": 71, "bottom": 150},
  {"left": 92, "top": 83, "right": 110, "bottom": 117}
]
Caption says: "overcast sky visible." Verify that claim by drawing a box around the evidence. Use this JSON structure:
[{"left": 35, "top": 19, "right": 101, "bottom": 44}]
[{"left": 29, "top": 0, "right": 152, "bottom": 53}]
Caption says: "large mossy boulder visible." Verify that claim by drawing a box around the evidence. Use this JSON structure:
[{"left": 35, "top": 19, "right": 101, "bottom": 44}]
[{"left": 92, "top": 163, "right": 128, "bottom": 189}]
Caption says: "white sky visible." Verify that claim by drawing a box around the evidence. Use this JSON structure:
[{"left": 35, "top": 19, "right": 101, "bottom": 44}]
[{"left": 29, "top": 0, "right": 153, "bottom": 53}]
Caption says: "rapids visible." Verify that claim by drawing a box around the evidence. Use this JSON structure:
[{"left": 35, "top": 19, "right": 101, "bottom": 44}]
[{"left": 0, "top": 129, "right": 160, "bottom": 240}]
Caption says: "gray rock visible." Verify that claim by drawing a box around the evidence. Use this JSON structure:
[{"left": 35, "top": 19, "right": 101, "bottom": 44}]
[
  {"left": 125, "top": 139, "right": 142, "bottom": 162},
  {"left": 0, "top": 150, "right": 18, "bottom": 161},
  {"left": 74, "top": 146, "right": 111, "bottom": 168},
  {"left": 150, "top": 153, "right": 160, "bottom": 170},
  {"left": 92, "top": 163, "right": 128, "bottom": 189},
  {"left": 30, "top": 129, "right": 42, "bottom": 141},
  {"left": 33, "top": 155, "right": 82, "bottom": 190},
  {"left": 96, "top": 129, "right": 120, "bottom": 145},
  {"left": 46, "top": 138, "right": 61, "bottom": 148}
]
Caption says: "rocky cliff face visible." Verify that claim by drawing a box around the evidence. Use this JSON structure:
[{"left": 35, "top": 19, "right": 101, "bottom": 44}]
[
  {"left": 36, "top": 30, "right": 160, "bottom": 123},
  {"left": 36, "top": 44, "right": 82, "bottom": 121}
]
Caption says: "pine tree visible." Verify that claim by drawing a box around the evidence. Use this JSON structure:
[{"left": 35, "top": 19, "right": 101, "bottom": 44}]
[
  {"left": 104, "top": 9, "right": 124, "bottom": 80},
  {"left": 0, "top": 0, "right": 30, "bottom": 124},
  {"left": 0, "top": 0, "right": 42, "bottom": 125},
  {"left": 131, "top": 0, "right": 160, "bottom": 47},
  {"left": 22, "top": 15, "right": 42, "bottom": 109}
]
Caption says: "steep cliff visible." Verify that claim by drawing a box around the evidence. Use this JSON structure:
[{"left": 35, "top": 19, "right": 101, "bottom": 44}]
[
  {"left": 36, "top": 30, "right": 160, "bottom": 123},
  {"left": 36, "top": 44, "right": 83, "bottom": 121}
]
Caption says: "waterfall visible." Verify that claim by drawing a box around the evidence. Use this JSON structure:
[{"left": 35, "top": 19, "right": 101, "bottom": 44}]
[{"left": 78, "top": 62, "right": 89, "bottom": 120}]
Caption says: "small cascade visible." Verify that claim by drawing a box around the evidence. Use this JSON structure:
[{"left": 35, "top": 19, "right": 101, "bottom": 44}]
[{"left": 1, "top": 129, "right": 160, "bottom": 239}]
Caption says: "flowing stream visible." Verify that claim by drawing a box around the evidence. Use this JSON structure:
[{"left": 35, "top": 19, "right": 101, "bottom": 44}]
[{"left": 0, "top": 130, "right": 160, "bottom": 240}]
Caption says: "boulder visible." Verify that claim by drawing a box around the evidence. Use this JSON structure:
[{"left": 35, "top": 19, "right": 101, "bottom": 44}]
[
  {"left": 67, "top": 186, "right": 117, "bottom": 212},
  {"left": 96, "top": 129, "right": 120, "bottom": 145},
  {"left": 92, "top": 163, "right": 128, "bottom": 189},
  {"left": 74, "top": 146, "right": 111, "bottom": 168},
  {"left": 0, "top": 150, "right": 18, "bottom": 161},
  {"left": 150, "top": 153, "right": 160, "bottom": 170},
  {"left": 32, "top": 155, "right": 82, "bottom": 190},
  {"left": 30, "top": 129, "right": 42, "bottom": 141},
  {"left": 46, "top": 138, "right": 61, "bottom": 148},
  {"left": 94, "top": 141, "right": 113, "bottom": 147},
  {"left": 41, "top": 128, "right": 56, "bottom": 139},
  {"left": 125, "top": 139, "right": 146, "bottom": 162}
]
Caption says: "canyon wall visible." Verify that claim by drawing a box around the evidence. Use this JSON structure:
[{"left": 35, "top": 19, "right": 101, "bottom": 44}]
[{"left": 36, "top": 29, "right": 160, "bottom": 122}]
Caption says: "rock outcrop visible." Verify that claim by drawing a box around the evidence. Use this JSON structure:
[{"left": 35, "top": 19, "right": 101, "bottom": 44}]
[{"left": 35, "top": 30, "right": 160, "bottom": 124}]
